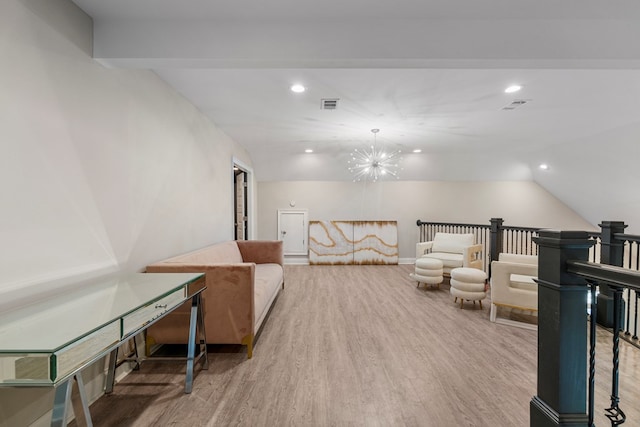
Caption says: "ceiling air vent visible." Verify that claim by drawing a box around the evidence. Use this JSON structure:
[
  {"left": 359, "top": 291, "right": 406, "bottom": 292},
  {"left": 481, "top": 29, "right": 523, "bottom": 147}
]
[
  {"left": 321, "top": 98, "right": 339, "bottom": 110},
  {"left": 502, "top": 99, "right": 531, "bottom": 111}
]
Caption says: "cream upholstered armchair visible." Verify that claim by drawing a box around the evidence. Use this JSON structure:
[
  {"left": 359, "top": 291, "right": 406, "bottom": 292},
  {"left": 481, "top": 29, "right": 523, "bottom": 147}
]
[
  {"left": 489, "top": 253, "right": 538, "bottom": 329},
  {"left": 416, "top": 233, "right": 483, "bottom": 275}
]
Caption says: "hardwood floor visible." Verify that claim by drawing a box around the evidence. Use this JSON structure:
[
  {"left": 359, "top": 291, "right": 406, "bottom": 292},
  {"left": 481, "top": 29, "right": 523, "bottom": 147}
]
[{"left": 76, "top": 265, "right": 640, "bottom": 426}]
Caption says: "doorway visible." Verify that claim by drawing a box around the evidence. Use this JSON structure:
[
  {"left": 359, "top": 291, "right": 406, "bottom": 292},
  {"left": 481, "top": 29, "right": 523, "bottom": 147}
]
[
  {"left": 233, "top": 163, "right": 249, "bottom": 240},
  {"left": 234, "top": 167, "right": 247, "bottom": 240}
]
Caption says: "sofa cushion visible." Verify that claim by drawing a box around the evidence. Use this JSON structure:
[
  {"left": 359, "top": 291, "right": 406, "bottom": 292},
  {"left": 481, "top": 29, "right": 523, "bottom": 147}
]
[
  {"left": 431, "top": 233, "right": 474, "bottom": 254},
  {"left": 510, "top": 274, "right": 537, "bottom": 291},
  {"left": 499, "top": 253, "right": 538, "bottom": 265},
  {"left": 423, "top": 252, "right": 463, "bottom": 269},
  {"left": 253, "top": 263, "right": 284, "bottom": 325}
]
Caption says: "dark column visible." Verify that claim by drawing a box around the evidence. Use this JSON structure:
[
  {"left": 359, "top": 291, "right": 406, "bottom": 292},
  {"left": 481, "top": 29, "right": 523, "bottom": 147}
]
[
  {"left": 489, "top": 218, "right": 504, "bottom": 278},
  {"left": 489, "top": 218, "right": 504, "bottom": 274},
  {"left": 597, "top": 221, "right": 627, "bottom": 328},
  {"left": 530, "top": 230, "right": 593, "bottom": 427}
]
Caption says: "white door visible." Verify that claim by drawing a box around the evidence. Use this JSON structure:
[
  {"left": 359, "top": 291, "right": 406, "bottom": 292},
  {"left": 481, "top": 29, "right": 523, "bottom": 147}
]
[{"left": 278, "top": 210, "right": 308, "bottom": 255}]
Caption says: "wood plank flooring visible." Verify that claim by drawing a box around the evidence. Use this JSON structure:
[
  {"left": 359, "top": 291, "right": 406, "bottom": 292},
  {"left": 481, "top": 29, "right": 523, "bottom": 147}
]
[{"left": 75, "top": 265, "right": 640, "bottom": 426}]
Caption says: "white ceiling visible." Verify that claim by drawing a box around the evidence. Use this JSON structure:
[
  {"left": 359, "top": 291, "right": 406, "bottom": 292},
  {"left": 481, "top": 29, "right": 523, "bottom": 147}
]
[{"left": 69, "top": 0, "right": 640, "bottom": 228}]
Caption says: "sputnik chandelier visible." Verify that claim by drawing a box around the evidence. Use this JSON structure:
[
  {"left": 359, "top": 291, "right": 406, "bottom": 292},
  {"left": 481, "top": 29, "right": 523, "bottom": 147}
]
[{"left": 347, "top": 128, "right": 402, "bottom": 182}]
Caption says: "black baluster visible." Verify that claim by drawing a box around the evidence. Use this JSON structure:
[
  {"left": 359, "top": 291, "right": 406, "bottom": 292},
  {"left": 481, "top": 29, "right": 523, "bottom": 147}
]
[
  {"left": 589, "top": 282, "right": 597, "bottom": 427},
  {"left": 624, "top": 240, "right": 633, "bottom": 336},
  {"left": 605, "top": 286, "right": 626, "bottom": 426},
  {"left": 625, "top": 288, "right": 631, "bottom": 336},
  {"left": 633, "top": 290, "right": 638, "bottom": 341}
]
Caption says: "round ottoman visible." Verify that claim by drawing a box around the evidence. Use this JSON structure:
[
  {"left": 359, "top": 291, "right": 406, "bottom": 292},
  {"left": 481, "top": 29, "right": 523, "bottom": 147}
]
[
  {"left": 411, "top": 258, "right": 444, "bottom": 288},
  {"left": 450, "top": 267, "right": 487, "bottom": 309}
]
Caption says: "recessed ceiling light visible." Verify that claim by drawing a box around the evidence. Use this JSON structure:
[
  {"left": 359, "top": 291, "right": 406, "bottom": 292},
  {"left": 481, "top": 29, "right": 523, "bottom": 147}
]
[
  {"left": 290, "top": 84, "right": 306, "bottom": 93},
  {"left": 505, "top": 85, "right": 522, "bottom": 93},
  {"left": 413, "top": 149, "right": 422, "bottom": 153},
  {"left": 305, "top": 149, "right": 313, "bottom": 153},
  {"left": 539, "top": 163, "right": 549, "bottom": 170}
]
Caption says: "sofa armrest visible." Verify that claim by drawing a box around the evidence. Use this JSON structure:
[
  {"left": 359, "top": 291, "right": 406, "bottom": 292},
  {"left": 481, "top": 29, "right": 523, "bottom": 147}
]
[
  {"left": 490, "top": 261, "right": 538, "bottom": 302},
  {"left": 145, "top": 263, "right": 255, "bottom": 345},
  {"left": 236, "top": 240, "right": 283, "bottom": 266},
  {"left": 462, "top": 244, "right": 483, "bottom": 268},
  {"left": 416, "top": 241, "right": 434, "bottom": 258}
]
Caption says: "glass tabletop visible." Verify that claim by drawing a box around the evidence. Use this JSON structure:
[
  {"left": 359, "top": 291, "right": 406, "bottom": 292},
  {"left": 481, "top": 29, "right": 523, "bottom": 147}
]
[{"left": 0, "top": 273, "right": 203, "bottom": 353}]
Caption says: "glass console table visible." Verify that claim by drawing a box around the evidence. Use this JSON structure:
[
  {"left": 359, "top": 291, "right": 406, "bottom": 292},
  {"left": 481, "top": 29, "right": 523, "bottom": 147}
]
[{"left": 0, "top": 272, "right": 207, "bottom": 427}]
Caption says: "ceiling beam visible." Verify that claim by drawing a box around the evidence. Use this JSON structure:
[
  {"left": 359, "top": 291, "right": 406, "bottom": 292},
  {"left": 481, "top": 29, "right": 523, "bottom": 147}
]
[{"left": 93, "top": 19, "right": 640, "bottom": 69}]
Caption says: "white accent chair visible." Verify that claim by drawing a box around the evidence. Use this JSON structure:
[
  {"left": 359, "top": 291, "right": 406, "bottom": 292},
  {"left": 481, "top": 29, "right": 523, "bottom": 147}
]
[
  {"left": 489, "top": 253, "right": 538, "bottom": 329},
  {"left": 415, "top": 233, "right": 483, "bottom": 275}
]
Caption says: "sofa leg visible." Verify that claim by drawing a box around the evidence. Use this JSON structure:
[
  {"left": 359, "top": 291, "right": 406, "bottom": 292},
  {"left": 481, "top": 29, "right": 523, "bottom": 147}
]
[
  {"left": 242, "top": 334, "right": 254, "bottom": 359},
  {"left": 479, "top": 301, "right": 483, "bottom": 310}
]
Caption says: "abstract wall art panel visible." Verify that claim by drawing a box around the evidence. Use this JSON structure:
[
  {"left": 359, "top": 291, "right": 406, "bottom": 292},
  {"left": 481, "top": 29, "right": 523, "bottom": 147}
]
[
  {"left": 352, "top": 220, "right": 399, "bottom": 265},
  {"left": 308, "top": 221, "right": 354, "bottom": 264},
  {"left": 309, "top": 220, "right": 398, "bottom": 265}
]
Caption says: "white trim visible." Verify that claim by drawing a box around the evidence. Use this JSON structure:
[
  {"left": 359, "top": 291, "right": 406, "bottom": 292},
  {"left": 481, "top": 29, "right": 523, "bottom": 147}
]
[
  {"left": 284, "top": 256, "right": 310, "bottom": 265},
  {"left": 493, "top": 317, "right": 538, "bottom": 331}
]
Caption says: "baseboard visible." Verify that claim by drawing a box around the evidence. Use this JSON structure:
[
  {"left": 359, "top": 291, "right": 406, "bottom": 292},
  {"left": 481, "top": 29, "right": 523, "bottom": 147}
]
[
  {"left": 283, "top": 256, "right": 309, "bottom": 265},
  {"left": 494, "top": 317, "right": 538, "bottom": 331},
  {"left": 284, "top": 257, "right": 414, "bottom": 266}
]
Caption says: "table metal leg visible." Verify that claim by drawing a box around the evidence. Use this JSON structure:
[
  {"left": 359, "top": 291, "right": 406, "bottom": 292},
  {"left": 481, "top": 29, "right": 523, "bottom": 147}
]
[
  {"left": 51, "top": 379, "right": 72, "bottom": 427},
  {"left": 105, "top": 347, "right": 118, "bottom": 394},
  {"left": 74, "top": 373, "right": 93, "bottom": 427},
  {"left": 197, "top": 293, "right": 208, "bottom": 370},
  {"left": 185, "top": 294, "right": 199, "bottom": 393}
]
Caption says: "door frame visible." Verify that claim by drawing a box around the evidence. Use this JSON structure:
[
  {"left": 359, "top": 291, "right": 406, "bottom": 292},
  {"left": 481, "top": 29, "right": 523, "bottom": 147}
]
[{"left": 232, "top": 157, "right": 255, "bottom": 240}]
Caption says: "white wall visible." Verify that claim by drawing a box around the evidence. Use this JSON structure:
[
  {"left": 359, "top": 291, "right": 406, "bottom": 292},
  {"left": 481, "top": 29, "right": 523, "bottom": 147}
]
[
  {"left": 257, "top": 181, "right": 596, "bottom": 261},
  {"left": 531, "top": 121, "right": 640, "bottom": 234},
  {"left": 0, "top": 1, "right": 251, "bottom": 425},
  {"left": 0, "top": 0, "right": 252, "bottom": 303}
]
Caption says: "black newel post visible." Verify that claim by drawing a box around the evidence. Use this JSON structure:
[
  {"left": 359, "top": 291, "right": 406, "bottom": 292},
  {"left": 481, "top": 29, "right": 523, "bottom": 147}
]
[
  {"left": 489, "top": 217, "right": 504, "bottom": 263},
  {"left": 530, "top": 230, "right": 593, "bottom": 427},
  {"left": 416, "top": 219, "right": 424, "bottom": 242},
  {"left": 489, "top": 218, "right": 504, "bottom": 278},
  {"left": 597, "top": 221, "right": 627, "bottom": 328}
]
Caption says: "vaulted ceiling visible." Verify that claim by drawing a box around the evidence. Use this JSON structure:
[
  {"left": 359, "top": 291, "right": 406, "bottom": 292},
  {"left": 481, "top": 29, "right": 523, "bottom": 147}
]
[{"left": 70, "top": 0, "right": 640, "bottom": 230}]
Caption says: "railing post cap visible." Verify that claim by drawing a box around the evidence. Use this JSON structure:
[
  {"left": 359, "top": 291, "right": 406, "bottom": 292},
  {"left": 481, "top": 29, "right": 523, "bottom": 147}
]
[
  {"left": 598, "top": 221, "right": 627, "bottom": 228},
  {"left": 534, "top": 229, "right": 594, "bottom": 248},
  {"left": 537, "top": 229, "right": 588, "bottom": 238}
]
